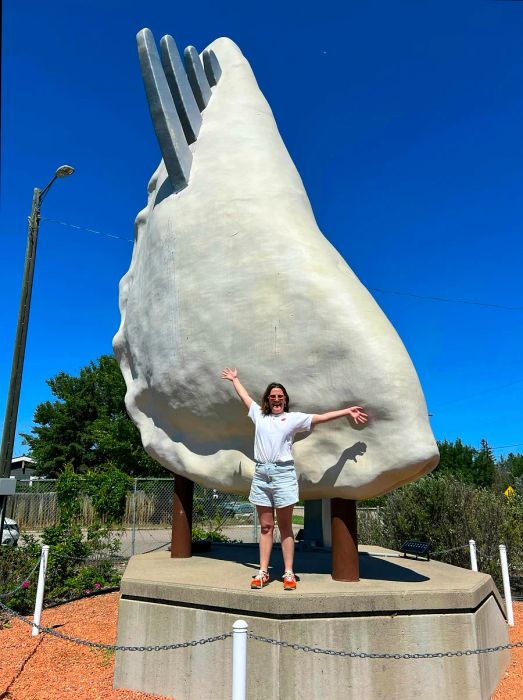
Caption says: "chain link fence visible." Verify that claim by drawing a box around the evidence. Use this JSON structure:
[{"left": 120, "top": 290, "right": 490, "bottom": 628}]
[
  {"left": 7, "top": 478, "right": 253, "bottom": 526},
  {"left": 6, "top": 479, "right": 379, "bottom": 554},
  {"left": 6, "top": 479, "right": 263, "bottom": 551}
]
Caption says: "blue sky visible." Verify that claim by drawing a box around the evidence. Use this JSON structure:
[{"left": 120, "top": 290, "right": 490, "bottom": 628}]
[{"left": 1, "top": 0, "right": 522, "bottom": 461}]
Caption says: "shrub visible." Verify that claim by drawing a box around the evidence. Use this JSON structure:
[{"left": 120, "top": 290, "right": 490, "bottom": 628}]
[
  {"left": 85, "top": 468, "right": 133, "bottom": 524},
  {"left": 41, "top": 521, "right": 121, "bottom": 605},
  {"left": 191, "top": 527, "right": 232, "bottom": 543},
  {"left": 0, "top": 535, "right": 41, "bottom": 616},
  {"left": 358, "top": 474, "right": 523, "bottom": 591},
  {"left": 0, "top": 468, "right": 128, "bottom": 616}
]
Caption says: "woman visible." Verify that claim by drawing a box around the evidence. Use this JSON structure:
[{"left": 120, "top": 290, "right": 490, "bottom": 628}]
[{"left": 221, "top": 368, "right": 368, "bottom": 590}]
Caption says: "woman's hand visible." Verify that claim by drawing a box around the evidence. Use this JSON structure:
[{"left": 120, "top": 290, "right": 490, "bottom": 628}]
[
  {"left": 221, "top": 367, "right": 253, "bottom": 408},
  {"left": 221, "top": 367, "right": 238, "bottom": 381},
  {"left": 312, "top": 406, "right": 369, "bottom": 426},
  {"left": 346, "top": 406, "right": 368, "bottom": 425}
]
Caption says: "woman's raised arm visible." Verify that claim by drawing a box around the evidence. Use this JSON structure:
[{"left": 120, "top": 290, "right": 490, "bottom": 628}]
[
  {"left": 311, "top": 406, "right": 368, "bottom": 427},
  {"left": 221, "top": 368, "right": 253, "bottom": 409}
]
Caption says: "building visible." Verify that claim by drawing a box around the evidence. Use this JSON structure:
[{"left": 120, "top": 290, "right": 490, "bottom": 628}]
[{"left": 10, "top": 455, "right": 36, "bottom": 481}]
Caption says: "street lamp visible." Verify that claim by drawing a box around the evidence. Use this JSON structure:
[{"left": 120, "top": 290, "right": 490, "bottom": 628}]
[{"left": 0, "top": 165, "right": 75, "bottom": 545}]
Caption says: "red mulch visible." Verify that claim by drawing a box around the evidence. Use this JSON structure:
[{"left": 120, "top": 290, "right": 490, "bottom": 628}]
[
  {"left": 0, "top": 593, "right": 169, "bottom": 700},
  {"left": 0, "top": 593, "right": 521, "bottom": 699},
  {"left": 492, "top": 600, "right": 523, "bottom": 700}
]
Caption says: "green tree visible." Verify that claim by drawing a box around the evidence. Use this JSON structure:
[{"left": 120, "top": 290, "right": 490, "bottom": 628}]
[
  {"left": 436, "top": 438, "right": 496, "bottom": 487},
  {"left": 471, "top": 439, "right": 496, "bottom": 488},
  {"left": 436, "top": 438, "right": 476, "bottom": 481},
  {"left": 22, "top": 355, "right": 164, "bottom": 477},
  {"left": 498, "top": 452, "right": 523, "bottom": 481}
]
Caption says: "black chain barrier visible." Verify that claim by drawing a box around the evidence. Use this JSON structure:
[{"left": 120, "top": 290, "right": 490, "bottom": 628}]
[
  {"left": 51, "top": 539, "right": 170, "bottom": 563},
  {"left": 0, "top": 600, "right": 231, "bottom": 651},
  {"left": 0, "top": 555, "right": 42, "bottom": 599},
  {"left": 474, "top": 547, "right": 501, "bottom": 563},
  {"left": 431, "top": 544, "right": 470, "bottom": 556},
  {"left": 137, "top": 540, "right": 171, "bottom": 555},
  {"left": 0, "top": 599, "right": 521, "bottom": 659},
  {"left": 52, "top": 551, "right": 129, "bottom": 564},
  {"left": 247, "top": 633, "right": 523, "bottom": 659}
]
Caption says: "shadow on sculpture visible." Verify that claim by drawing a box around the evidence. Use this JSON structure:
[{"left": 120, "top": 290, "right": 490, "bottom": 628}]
[
  {"left": 154, "top": 177, "right": 174, "bottom": 206},
  {"left": 113, "top": 29, "right": 440, "bottom": 581},
  {"left": 313, "top": 442, "right": 368, "bottom": 488}
]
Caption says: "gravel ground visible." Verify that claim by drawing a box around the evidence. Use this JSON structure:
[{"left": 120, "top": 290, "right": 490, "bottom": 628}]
[{"left": 0, "top": 593, "right": 521, "bottom": 699}]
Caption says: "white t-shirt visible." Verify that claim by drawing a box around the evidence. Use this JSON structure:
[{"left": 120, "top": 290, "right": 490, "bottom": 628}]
[{"left": 248, "top": 402, "right": 313, "bottom": 464}]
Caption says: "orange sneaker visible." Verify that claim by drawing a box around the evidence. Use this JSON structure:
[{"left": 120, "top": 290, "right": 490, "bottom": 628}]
[
  {"left": 283, "top": 571, "right": 297, "bottom": 590},
  {"left": 251, "top": 570, "right": 270, "bottom": 589}
]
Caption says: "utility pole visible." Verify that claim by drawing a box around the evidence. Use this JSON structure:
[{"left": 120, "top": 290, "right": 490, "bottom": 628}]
[{"left": 0, "top": 166, "right": 74, "bottom": 545}]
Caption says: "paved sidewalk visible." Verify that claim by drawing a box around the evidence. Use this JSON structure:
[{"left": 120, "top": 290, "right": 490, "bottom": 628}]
[{"left": 116, "top": 522, "right": 302, "bottom": 555}]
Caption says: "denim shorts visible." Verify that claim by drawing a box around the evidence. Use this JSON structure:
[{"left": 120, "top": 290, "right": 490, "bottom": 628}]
[{"left": 249, "top": 461, "right": 299, "bottom": 509}]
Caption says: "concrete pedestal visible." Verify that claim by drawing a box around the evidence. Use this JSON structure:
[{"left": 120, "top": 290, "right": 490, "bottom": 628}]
[{"left": 114, "top": 544, "right": 510, "bottom": 700}]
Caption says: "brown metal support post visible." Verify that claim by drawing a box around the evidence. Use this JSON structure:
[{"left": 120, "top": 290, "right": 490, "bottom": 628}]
[
  {"left": 331, "top": 498, "right": 359, "bottom": 581},
  {"left": 171, "top": 474, "right": 194, "bottom": 558}
]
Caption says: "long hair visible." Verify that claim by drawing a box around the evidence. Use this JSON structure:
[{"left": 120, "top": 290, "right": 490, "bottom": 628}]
[{"left": 261, "top": 383, "right": 290, "bottom": 415}]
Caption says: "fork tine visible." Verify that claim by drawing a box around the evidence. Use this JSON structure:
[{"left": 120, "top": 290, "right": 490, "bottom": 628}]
[
  {"left": 160, "top": 35, "right": 202, "bottom": 145},
  {"left": 137, "top": 28, "right": 191, "bottom": 192},
  {"left": 184, "top": 46, "right": 212, "bottom": 111},
  {"left": 202, "top": 49, "right": 222, "bottom": 87}
]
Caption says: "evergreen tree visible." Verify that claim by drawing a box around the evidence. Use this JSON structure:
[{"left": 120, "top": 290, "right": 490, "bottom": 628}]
[
  {"left": 498, "top": 452, "right": 523, "bottom": 484},
  {"left": 436, "top": 438, "right": 477, "bottom": 482},
  {"left": 471, "top": 439, "right": 496, "bottom": 488},
  {"left": 436, "top": 437, "right": 495, "bottom": 487}
]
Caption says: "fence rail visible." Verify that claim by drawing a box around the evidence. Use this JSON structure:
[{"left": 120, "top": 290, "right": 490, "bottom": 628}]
[
  {"left": 7, "top": 479, "right": 221, "bottom": 529},
  {"left": 6, "top": 478, "right": 375, "bottom": 533},
  {"left": 8, "top": 478, "right": 179, "bottom": 529}
]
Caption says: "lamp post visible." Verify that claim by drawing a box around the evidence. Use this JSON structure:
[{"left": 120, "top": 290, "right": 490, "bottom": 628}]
[{"left": 0, "top": 165, "right": 75, "bottom": 545}]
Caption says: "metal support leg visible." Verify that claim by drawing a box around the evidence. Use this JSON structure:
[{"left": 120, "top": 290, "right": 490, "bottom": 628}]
[
  {"left": 171, "top": 474, "right": 194, "bottom": 558},
  {"left": 304, "top": 499, "right": 323, "bottom": 547},
  {"left": 331, "top": 498, "right": 359, "bottom": 581}
]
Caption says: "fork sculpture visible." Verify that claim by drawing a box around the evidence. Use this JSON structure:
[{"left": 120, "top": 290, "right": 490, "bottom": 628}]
[{"left": 113, "top": 30, "right": 439, "bottom": 499}]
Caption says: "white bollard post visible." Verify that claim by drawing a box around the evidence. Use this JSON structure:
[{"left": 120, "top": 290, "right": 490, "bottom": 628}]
[
  {"left": 499, "top": 544, "right": 514, "bottom": 627},
  {"left": 32, "top": 545, "right": 49, "bottom": 636},
  {"left": 469, "top": 539, "right": 478, "bottom": 571},
  {"left": 232, "top": 619, "right": 248, "bottom": 700},
  {"left": 131, "top": 479, "right": 138, "bottom": 556}
]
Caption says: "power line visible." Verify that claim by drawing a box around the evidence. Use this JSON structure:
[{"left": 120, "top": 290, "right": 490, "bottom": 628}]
[
  {"left": 41, "top": 217, "right": 134, "bottom": 243},
  {"left": 369, "top": 287, "right": 523, "bottom": 312},
  {"left": 41, "top": 218, "right": 523, "bottom": 311},
  {"left": 490, "top": 443, "right": 523, "bottom": 451}
]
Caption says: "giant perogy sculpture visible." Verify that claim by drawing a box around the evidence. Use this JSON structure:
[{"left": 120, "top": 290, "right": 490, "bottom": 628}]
[{"left": 113, "top": 30, "right": 439, "bottom": 501}]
